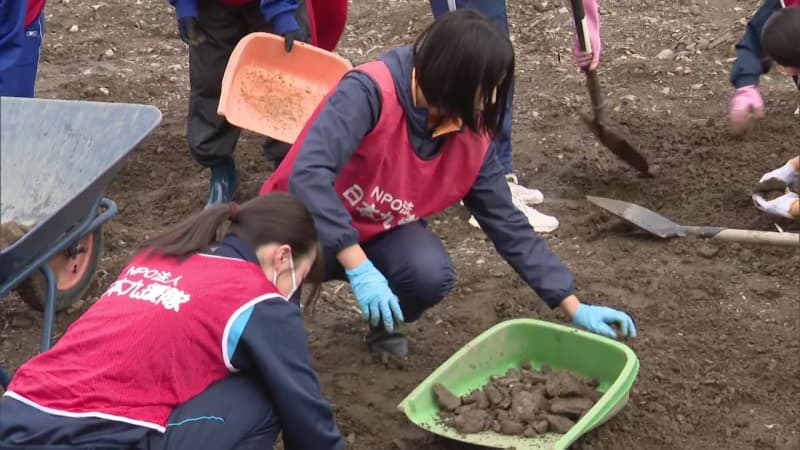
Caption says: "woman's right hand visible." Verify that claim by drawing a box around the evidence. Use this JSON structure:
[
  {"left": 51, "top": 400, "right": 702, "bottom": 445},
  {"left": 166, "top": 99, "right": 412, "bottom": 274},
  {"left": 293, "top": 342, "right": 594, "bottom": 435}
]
[
  {"left": 345, "top": 259, "right": 404, "bottom": 332},
  {"left": 730, "top": 85, "right": 765, "bottom": 133}
]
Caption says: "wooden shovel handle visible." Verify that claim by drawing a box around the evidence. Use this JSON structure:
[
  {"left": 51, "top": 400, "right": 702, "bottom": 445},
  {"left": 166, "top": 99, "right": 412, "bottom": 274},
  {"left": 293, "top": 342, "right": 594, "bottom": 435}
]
[{"left": 683, "top": 226, "right": 800, "bottom": 246}]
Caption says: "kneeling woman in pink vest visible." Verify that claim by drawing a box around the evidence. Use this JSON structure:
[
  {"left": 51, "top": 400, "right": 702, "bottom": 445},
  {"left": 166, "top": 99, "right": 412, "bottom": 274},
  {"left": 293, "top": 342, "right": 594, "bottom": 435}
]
[
  {"left": 0, "top": 193, "right": 344, "bottom": 449},
  {"left": 260, "top": 9, "right": 637, "bottom": 357}
]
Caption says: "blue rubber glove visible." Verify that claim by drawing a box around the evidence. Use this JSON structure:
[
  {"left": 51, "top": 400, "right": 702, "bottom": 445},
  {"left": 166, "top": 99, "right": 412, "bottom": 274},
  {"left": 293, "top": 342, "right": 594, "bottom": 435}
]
[
  {"left": 572, "top": 304, "right": 637, "bottom": 339},
  {"left": 345, "top": 260, "right": 404, "bottom": 333},
  {"left": 260, "top": 1, "right": 300, "bottom": 52}
]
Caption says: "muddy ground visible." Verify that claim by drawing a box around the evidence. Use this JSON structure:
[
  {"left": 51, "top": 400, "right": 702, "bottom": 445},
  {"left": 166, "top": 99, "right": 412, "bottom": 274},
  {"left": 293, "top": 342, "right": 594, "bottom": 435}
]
[{"left": 2, "top": 0, "right": 799, "bottom": 448}]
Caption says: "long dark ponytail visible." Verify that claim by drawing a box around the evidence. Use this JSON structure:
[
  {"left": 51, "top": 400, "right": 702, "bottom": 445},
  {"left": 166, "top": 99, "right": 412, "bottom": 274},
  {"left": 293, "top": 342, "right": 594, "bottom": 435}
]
[{"left": 140, "top": 192, "right": 325, "bottom": 305}]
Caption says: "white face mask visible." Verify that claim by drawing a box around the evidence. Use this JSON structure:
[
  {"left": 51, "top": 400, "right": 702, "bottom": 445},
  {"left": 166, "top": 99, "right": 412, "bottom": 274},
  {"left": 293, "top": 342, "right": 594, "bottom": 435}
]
[{"left": 272, "top": 252, "right": 298, "bottom": 299}]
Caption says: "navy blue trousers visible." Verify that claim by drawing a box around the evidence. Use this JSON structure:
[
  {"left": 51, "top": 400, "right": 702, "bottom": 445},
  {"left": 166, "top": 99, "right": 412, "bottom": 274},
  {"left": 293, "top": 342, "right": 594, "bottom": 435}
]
[
  {"left": 324, "top": 221, "right": 456, "bottom": 323},
  {"left": 0, "top": 11, "right": 44, "bottom": 98},
  {"left": 0, "top": 375, "right": 279, "bottom": 450},
  {"left": 429, "top": 0, "right": 514, "bottom": 174},
  {"left": 141, "top": 375, "right": 279, "bottom": 450}
]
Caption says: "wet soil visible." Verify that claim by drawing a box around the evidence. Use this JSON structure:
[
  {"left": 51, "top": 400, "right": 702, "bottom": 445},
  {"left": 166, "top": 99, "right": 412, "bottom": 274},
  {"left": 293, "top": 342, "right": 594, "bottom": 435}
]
[
  {"left": 434, "top": 362, "right": 601, "bottom": 438},
  {"left": 1, "top": 0, "right": 798, "bottom": 448}
]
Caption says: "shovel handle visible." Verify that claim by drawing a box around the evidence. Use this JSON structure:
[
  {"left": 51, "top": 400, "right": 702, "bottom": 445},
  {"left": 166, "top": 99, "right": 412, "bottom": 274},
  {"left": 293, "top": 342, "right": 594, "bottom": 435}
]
[
  {"left": 683, "top": 226, "right": 800, "bottom": 246},
  {"left": 569, "top": 0, "right": 605, "bottom": 121}
]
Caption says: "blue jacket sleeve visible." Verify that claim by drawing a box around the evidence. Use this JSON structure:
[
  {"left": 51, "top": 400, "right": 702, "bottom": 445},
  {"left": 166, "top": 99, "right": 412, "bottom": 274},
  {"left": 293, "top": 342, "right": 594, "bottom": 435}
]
[
  {"left": 229, "top": 299, "right": 344, "bottom": 450},
  {"left": 729, "top": 0, "right": 781, "bottom": 88},
  {"left": 168, "top": 0, "right": 198, "bottom": 19},
  {"left": 462, "top": 145, "right": 575, "bottom": 309},
  {"left": 0, "top": 0, "right": 25, "bottom": 72},
  {"left": 260, "top": 0, "right": 299, "bottom": 35},
  {"left": 288, "top": 71, "right": 382, "bottom": 253}
]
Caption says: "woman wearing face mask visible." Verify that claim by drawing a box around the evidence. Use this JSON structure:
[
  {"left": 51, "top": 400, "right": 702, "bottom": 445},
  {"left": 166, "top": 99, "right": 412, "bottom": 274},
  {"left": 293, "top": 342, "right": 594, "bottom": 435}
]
[
  {"left": 0, "top": 193, "right": 344, "bottom": 450},
  {"left": 260, "top": 9, "right": 636, "bottom": 357}
]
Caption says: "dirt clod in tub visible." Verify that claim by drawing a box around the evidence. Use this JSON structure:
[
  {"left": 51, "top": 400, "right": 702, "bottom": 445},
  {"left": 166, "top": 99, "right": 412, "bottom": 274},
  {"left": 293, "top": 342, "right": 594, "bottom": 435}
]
[{"left": 436, "top": 360, "right": 601, "bottom": 436}]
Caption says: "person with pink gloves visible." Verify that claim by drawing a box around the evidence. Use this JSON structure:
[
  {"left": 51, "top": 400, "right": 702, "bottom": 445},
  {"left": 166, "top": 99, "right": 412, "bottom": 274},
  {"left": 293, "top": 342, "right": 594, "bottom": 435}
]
[
  {"left": 728, "top": 0, "right": 799, "bottom": 134},
  {"left": 428, "top": 0, "right": 601, "bottom": 234}
]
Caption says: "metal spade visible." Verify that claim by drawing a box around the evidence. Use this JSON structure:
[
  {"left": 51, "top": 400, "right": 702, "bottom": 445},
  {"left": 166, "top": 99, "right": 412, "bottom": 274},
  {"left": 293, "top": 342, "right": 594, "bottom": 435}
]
[
  {"left": 587, "top": 195, "right": 799, "bottom": 246},
  {"left": 569, "top": 0, "right": 652, "bottom": 177}
]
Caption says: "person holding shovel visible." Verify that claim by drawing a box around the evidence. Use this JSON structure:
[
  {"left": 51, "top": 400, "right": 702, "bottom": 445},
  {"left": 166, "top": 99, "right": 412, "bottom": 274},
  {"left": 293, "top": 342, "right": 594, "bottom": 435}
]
[
  {"left": 427, "top": 0, "right": 603, "bottom": 233},
  {"left": 0, "top": 193, "right": 344, "bottom": 450},
  {"left": 259, "top": 9, "right": 637, "bottom": 357},
  {"left": 168, "top": 0, "right": 348, "bottom": 209},
  {"left": 728, "top": 0, "right": 799, "bottom": 134}
]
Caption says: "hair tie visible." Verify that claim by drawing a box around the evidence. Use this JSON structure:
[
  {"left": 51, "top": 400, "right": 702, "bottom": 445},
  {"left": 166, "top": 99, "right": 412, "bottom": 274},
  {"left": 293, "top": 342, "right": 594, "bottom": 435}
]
[{"left": 229, "top": 202, "right": 239, "bottom": 223}]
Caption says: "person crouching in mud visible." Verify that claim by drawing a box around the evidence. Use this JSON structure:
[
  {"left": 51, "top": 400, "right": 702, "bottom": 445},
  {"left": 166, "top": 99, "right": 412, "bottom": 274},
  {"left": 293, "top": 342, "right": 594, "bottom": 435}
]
[
  {"left": 0, "top": 193, "right": 344, "bottom": 450},
  {"left": 751, "top": 8, "right": 800, "bottom": 221},
  {"left": 259, "top": 9, "right": 637, "bottom": 357},
  {"left": 728, "top": 0, "right": 800, "bottom": 133}
]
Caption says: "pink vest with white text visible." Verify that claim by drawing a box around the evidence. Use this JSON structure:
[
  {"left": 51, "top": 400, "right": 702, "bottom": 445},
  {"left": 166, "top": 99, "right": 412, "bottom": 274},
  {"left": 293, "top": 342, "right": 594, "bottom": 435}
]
[
  {"left": 781, "top": 0, "right": 799, "bottom": 8},
  {"left": 260, "top": 60, "right": 491, "bottom": 242},
  {"left": 6, "top": 252, "right": 280, "bottom": 432}
]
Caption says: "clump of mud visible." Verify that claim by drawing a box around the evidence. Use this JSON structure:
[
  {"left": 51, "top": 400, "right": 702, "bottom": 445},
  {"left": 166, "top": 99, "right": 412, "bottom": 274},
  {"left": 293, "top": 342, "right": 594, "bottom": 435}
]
[
  {"left": 1, "top": 221, "right": 30, "bottom": 249},
  {"left": 434, "top": 360, "right": 601, "bottom": 437}
]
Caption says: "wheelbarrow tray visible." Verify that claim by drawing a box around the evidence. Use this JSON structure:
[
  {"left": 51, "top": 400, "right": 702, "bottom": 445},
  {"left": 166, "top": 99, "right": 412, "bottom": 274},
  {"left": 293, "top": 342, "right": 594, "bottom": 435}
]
[
  {"left": 0, "top": 97, "right": 162, "bottom": 288},
  {"left": 397, "top": 319, "right": 639, "bottom": 449}
]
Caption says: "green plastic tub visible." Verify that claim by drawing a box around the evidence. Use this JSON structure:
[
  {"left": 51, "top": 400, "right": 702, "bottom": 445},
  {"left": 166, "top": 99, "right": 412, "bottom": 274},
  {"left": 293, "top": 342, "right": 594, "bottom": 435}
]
[{"left": 397, "top": 319, "right": 639, "bottom": 449}]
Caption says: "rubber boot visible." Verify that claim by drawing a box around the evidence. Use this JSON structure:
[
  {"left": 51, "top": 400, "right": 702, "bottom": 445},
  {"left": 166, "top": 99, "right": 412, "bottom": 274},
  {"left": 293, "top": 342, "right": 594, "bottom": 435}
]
[
  {"left": 204, "top": 156, "right": 239, "bottom": 209},
  {"left": 367, "top": 327, "right": 408, "bottom": 357}
]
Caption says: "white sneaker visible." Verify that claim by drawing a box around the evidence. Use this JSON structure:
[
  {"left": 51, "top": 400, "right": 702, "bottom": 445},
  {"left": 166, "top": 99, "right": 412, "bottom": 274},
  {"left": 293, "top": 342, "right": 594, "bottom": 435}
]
[
  {"left": 466, "top": 191, "right": 559, "bottom": 234},
  {"left": 464, "top": 173, "right": 558, "bottom": 233},
  {"left": 505, "top": 173, "right": 544, "bottom": 205},
  {"left": 467, "top": 203, "right": 559, "bottom": 233}
]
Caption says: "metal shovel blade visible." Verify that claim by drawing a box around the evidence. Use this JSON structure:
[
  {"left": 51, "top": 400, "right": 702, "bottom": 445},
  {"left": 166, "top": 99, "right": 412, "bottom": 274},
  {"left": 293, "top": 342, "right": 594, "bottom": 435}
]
[
  {"left": 586, "top": 195, "right": 682, "bottom": 238},
  {"left": 580, "top": 115, "right": 652, "bottom": 177}
]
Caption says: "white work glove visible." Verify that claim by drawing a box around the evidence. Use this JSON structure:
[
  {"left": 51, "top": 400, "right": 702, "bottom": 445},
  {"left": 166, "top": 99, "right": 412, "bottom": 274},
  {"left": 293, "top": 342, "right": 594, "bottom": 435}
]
[
  {"left": 759, "top": 159, "right": 800, "bottom": 189},
  {"left": 753, "top": 192, "right": 799, "bottom": 219}
]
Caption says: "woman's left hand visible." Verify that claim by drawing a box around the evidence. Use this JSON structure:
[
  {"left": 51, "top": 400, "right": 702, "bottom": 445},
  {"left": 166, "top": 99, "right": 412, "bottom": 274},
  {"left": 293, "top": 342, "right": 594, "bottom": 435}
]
[
  {"left": 562, "top": 295, "right": 637, "bottom": 339},
  {"left": 572, "top": 303, "right": 637, "bottom": 339}
]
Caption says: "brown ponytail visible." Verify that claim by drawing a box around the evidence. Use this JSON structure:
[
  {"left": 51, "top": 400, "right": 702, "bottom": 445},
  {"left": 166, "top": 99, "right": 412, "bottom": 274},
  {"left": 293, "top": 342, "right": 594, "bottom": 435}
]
[{"left": 140, "top": 192, "right": 325, "bottom": 306}]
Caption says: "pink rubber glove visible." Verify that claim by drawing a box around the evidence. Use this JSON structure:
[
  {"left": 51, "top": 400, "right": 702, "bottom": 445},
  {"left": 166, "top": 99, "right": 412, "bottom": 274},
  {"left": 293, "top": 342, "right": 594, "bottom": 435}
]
[
  {"left": 730, "top": 85, "right": 765, "bottom": 133},
  {"left": 572, "top": 0, "right": 601, "bottom": 71}
]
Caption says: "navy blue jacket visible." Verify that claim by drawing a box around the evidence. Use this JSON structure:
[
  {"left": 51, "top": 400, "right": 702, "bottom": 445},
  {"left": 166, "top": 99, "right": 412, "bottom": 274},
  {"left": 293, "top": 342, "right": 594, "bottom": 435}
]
[
  {"left": 730, "top": 0, "right": 796, "bottom": 88},
  {"left": 287, "top": 45, "right": 575, "bottom": 308},
  {"left": 0, "top": 236, "right": 343, "bottom": 450},
  {"left": 168, "top": 0, "right": 299, "bottom": 35}
]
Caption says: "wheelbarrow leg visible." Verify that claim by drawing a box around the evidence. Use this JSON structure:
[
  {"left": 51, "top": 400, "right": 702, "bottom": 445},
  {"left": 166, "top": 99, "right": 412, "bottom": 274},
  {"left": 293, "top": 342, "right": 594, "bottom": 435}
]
[{"left": 40, "top": 265, "right": 57, "bottom": 352}]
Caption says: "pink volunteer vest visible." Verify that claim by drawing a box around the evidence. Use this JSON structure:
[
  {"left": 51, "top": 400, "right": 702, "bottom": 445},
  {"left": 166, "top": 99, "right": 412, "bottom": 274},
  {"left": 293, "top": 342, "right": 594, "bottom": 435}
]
[
  {"left": 260, "top": 60, "right": 492, "bottom": 242},
  {"left": 781, "top": 0, "right": 799, "bottom": 7},
  {"left": 6, "top": 252, "right": 280, "bottom": 432}
]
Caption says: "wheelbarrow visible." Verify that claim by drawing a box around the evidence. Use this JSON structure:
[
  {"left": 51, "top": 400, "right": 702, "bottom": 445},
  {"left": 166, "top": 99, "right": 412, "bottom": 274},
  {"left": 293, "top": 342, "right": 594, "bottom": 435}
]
[{"left": 0, "top": 97, "right": 162, "bottom": 389}]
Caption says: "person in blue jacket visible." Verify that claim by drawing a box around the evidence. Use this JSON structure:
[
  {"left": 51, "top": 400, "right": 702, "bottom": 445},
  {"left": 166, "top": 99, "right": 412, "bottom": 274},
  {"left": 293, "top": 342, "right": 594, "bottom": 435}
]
[
  {"left": 0, "top": 193, "right": 343, "bottom": 450},
  {"left": 261, "top": 10, "right": 636, "bottom": 357},
  {"left": 167, "top": 0, "right": 312, "bottom": 209},
  {"left": 728, "top": 0, "right": 799, "bottom": 133},
  {"left": 0, "top": 0, "right": 47, "bottom": 97}
]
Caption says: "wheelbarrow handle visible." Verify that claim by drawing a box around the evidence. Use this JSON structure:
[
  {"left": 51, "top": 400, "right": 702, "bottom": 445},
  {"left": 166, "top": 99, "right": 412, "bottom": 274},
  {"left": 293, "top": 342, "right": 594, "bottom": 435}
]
[
  {"left": 568, "top": 0, "right": 605, "bottom": 122},
  {"left": 683, "top": 226, "right": 800, "bottom": 246}
]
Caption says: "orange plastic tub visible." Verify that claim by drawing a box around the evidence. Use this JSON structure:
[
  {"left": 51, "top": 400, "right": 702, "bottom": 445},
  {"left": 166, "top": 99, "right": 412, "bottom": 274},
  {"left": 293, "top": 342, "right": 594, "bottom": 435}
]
[{"left": 218, "top": 32, "right": 353, "bottom": 144}]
